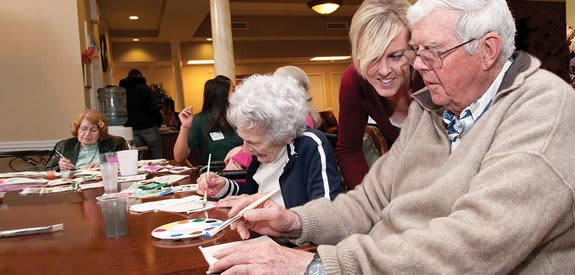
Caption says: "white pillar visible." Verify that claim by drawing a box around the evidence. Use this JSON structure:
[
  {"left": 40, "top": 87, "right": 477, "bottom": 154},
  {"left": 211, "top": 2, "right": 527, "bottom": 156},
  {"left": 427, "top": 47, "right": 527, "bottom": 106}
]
[
  {"left": 210, "top": 0, "right": 236, "bottom": 83},
  {"left": 170, "top": 40, "right": 185, "bottom": 110}
]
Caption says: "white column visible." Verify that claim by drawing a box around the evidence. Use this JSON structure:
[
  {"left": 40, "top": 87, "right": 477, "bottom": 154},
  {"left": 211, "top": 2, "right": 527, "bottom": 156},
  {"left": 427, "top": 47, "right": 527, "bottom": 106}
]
[
  {"left": 170, "top": 40, "right": 185, "bottom": 110},
  {"left": 210, "top": 0, "right": 236, "bottom": 83}
]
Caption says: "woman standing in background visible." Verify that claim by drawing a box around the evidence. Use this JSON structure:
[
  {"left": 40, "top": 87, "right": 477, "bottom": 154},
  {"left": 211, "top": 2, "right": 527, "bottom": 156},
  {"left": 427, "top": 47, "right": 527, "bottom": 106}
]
[{"left": 336, "top": 0, "right": 423, "bottom": 189}]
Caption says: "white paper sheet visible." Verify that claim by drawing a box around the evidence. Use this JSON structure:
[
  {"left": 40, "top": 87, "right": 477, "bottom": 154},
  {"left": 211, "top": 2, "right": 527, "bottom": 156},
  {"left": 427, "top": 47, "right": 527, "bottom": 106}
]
[
  {"left": 128, "top": 195, "right": 210, "bottom": 213},
  {"left": 159, "top": 200, "right": 216, "bottom": 213}
]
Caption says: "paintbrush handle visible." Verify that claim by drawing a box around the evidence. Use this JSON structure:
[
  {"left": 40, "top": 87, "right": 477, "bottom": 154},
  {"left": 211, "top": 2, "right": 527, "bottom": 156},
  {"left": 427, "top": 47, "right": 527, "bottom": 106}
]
[
  {"left": 237, "top": 188, "right": 280, "bottom": 216},
  {"left": 55, "top": 150, "right": 76, "bottom": 169},
  {"left": 204, "top": 188, "right": 280, "bottom": 238},
  {"left": 203, "top": 154, "right": 212, "bottom": 205},
  {"left": 0, "top": 223, "right": 63, "bottom": 238}
]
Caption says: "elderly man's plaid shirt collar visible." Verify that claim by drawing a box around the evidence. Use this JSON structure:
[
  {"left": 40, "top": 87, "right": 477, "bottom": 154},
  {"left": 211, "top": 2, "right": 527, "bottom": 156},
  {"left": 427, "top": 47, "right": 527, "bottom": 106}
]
[{"left": 442, "top": 59, "right": 513, "bottom": 152}]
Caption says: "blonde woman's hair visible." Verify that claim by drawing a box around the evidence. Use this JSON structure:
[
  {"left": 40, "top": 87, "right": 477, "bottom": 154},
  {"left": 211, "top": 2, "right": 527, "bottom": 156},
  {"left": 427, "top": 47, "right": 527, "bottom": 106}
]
[{"left": 349, "top": 0, "right": 411, "bottom": 77}]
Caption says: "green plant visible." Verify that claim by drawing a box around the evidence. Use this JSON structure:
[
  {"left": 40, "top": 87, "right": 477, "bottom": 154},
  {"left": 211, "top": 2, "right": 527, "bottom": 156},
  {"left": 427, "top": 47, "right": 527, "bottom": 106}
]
[{"left": 150, "top": 83, "right": 172, "bottom": 110}]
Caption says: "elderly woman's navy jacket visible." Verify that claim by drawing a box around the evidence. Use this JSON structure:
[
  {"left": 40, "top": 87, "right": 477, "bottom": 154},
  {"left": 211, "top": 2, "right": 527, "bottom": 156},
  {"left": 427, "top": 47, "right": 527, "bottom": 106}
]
[{"left": 221, "top": 128, "right": 342, "bottom": 208}]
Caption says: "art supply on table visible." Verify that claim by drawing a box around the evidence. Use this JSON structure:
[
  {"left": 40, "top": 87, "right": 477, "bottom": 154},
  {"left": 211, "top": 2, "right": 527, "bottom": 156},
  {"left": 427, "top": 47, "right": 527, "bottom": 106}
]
[
  {"left": 204, "top": 188, "right": 280, "bottom": 238},
  {"left": 151, "top": 218, "right": 223, "bottom": 240},
  {"left": 168, "top": 183, "right": 198, "bottom": 193},
  {"left": 161, "top": 200, "right": 216, "bottom": 214},
  {"left": 140, "top": 175, "right": 188, "bottom": 185},
  {"left": 20, "top": 182, "right": 104, "bottom": 195},
  {"left": 0, "top": 223, "right": 64, "bottom": 239},
  {"left": 203, "top": 154, "right": 211, "bottom": 207},
  {"left": 129, "top": 195, "right": 213, "bottom": 213},
  {"left": 46, "top": 170, "right": 57, "bottom": 180}
]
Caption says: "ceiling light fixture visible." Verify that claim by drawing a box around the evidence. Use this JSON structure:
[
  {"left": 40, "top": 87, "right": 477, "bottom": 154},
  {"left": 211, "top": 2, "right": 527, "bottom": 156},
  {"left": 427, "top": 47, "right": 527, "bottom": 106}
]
[
  {"left": 307, "top": 0, "right": 343, "bottom": 15},
  {"left": 310, "top": 56, "right": 350, "bottom": 61},
  {"left": 206, "top": 38, "right": 213, "bottom": 41},
  {"left": 187, "top": 60, "right": 215, "bottom": 65},
  {"left": 132, "top": 38, "right": 140, "bottom": 42},
  {"left": 129, "top": 16, "right": 139, "bottom": 20}
]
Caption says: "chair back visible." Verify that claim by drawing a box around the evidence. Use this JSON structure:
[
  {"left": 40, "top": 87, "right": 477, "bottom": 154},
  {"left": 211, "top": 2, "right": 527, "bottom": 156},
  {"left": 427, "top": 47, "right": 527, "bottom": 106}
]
[
  {"left": 362, "top": 126, "right": 389, "bottom": 168},
  {"left": 318, "top": 111, "right": 338, "bottom": 134}
]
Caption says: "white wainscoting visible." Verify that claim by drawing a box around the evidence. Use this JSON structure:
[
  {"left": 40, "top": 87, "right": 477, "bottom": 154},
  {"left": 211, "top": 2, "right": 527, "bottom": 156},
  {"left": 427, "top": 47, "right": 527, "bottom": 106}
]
[{"left": 0, "top": 140, "right": 59, "bottom": 153}]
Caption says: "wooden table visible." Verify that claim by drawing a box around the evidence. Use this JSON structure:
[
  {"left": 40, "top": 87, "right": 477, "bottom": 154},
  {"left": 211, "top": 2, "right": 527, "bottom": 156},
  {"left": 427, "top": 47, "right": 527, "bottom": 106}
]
[{"left": 0, "top": 174, "right": 243, "bottom": 274}]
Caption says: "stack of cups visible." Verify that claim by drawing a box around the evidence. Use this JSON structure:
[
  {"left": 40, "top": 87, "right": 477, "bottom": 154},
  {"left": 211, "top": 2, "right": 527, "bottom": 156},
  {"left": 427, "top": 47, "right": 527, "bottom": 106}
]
[{"left": 100, "top": 152, "right": 119, "bottom": 194}]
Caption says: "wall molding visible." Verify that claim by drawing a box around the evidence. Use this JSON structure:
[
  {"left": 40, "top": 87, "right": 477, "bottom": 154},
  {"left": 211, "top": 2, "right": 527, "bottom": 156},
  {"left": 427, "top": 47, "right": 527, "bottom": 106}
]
[{"left": 0, "top": 140, "right": 58, "bottom": 153}]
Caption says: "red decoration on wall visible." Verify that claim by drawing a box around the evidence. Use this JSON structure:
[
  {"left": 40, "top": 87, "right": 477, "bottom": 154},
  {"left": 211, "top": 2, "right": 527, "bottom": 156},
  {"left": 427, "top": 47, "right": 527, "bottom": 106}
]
[{"left": 81, "top": 46, "right": 99, "bottom": 65}]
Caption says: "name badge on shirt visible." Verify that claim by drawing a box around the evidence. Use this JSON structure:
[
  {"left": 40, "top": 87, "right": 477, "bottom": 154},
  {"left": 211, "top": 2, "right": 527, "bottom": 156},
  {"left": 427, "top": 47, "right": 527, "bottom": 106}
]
[{"left": 209, "top": 131, "right": 225, "bottom": 141}]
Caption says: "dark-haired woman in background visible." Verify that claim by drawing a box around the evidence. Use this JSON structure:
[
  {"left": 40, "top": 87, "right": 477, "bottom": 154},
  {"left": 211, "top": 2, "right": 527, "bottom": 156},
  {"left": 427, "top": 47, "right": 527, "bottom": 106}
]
[{"left": 173, "top": 76, "right": 243, "bottom": 165}]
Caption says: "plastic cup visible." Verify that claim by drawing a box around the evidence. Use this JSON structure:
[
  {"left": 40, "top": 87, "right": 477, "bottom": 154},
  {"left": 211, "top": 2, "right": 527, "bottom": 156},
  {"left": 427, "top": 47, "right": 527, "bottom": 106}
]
[
  {"left": 100, "top": 162, "right": 119, "bottom": 194},
  {"left": 100, "top": 152, "right": 118, "bottom": 164},
  {"left": 116, "top": 150, "right": 138, "bottom": 176},
  {"left": 97, "top": 196, "right": 128, "bottom": 238}
]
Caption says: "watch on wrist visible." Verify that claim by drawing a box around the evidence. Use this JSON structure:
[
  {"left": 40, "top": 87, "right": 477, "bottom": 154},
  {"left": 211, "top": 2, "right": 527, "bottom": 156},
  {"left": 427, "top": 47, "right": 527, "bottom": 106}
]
[{"left": 305, "top": 252, "right": 325, "bottom": 275}]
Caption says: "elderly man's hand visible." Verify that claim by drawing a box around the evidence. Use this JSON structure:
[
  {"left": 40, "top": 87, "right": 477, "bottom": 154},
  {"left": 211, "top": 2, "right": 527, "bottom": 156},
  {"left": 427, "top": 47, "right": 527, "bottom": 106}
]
[
  {"left": 220, "top": 192, "right": 303, "bottom": 240},
  {"left": 207, "top": 240, "right": 314, "bottom": 275}
]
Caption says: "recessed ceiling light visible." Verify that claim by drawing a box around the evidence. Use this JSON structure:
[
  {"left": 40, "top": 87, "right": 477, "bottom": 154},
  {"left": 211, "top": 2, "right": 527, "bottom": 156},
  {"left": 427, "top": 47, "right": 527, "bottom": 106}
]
[
  {"left": 310, "top": 56, "right": 350, "bottom": 61},
  {"left": 132, "top": 38, "right": 140, "bottom": 41},
  {"left": 206, "top": 38, "right": 213, "bottom": 41},
  {"left": 187, "top": 60, "right": 215, "bottom": 65},
  {"left": 129, "top": 16, "right": 139, "bottom": 20}
]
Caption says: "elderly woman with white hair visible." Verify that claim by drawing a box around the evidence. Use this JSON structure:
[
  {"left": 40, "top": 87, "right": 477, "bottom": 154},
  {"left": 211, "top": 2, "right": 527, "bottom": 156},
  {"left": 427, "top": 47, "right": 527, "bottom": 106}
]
[{"left": 197, "top": 74, "right": 342, "bottom": 208}]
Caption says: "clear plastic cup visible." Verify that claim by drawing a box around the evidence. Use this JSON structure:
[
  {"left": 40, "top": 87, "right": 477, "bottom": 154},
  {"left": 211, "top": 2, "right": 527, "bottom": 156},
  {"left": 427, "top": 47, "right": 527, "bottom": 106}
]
[
  {"left": 100, "top": 162, "right": 119, "bottom": 194},
  {"left": 97, "top": 195, "right": 128, "bottom": 238}
]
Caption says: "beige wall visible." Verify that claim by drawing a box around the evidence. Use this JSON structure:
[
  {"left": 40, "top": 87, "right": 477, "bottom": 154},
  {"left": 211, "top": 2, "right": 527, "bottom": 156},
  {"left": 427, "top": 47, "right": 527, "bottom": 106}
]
[
  {"left": 112, "top": 62, "right": 350, "bottom": 118},
  {"left": 568, "top": 0, "right": 575, "bottom": 26},
  {"left": 0, "top": 0, "right": 85, "bottom": 144}
]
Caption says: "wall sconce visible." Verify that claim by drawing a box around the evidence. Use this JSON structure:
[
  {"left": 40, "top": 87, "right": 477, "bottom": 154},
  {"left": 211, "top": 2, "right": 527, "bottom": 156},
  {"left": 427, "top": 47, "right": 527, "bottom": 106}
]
[{"left": 307, "top": 0, "right": 343, "bottom": 15}]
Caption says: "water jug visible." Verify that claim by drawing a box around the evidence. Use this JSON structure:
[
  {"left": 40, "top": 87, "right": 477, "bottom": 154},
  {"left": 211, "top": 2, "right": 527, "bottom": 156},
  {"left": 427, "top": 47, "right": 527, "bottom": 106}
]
[{"left": 97, "top": 86, "right": 127, "bottom": 126}]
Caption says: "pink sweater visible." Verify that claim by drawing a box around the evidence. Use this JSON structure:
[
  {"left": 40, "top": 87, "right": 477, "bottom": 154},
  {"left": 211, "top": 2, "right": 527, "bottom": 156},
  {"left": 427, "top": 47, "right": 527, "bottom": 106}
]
[{"left": 229, "top": 115, "right": 314, "bottom": 169}]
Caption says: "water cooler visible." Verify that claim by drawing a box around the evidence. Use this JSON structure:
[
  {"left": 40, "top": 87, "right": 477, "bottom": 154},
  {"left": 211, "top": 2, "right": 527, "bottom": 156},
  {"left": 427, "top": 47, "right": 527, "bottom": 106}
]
[{"left": 97, "top": 86, "right": 127, "bottom": 126}]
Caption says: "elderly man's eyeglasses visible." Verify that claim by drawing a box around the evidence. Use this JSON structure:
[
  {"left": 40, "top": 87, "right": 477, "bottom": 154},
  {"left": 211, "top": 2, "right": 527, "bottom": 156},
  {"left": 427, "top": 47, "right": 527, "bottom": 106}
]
[
  {"left": 403, "top": 39, "right": 476, "bottom": 69},
  {"left": 79, "top": 127, "right": 99, "bottom": 134}
]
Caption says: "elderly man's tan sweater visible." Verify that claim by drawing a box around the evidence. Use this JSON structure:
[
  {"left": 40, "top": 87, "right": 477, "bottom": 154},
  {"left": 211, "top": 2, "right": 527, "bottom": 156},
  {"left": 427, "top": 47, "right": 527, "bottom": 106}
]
[{"left": 293, "top": 52, "right": 575, "bottom": 274}]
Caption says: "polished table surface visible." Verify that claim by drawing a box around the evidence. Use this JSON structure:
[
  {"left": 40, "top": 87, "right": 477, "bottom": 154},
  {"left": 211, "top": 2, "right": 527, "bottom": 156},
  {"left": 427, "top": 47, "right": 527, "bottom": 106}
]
[{"left": 0, "top": 173, "right": 244, "bottom": 274}]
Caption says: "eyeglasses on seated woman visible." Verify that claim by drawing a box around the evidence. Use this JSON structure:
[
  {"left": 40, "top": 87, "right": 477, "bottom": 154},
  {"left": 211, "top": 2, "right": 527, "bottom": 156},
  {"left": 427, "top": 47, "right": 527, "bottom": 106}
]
[{"left": 44, "top": 109, "right": 127, "bottom": 172}]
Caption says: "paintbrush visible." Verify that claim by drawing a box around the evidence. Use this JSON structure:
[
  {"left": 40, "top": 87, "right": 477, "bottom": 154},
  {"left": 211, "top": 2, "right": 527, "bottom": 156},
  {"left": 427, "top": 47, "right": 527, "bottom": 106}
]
[
  {"left": 54, "top": 150, "right": 76, "bottom": 169},
  {"left": 203, "top": 188, "right": 280, "bottom": 238},
  {"left": 203, "top": 153, "right": 211, "bottom": 208},
  {"left": 0, "top": 223, "right": 64, "bottom": 239}
]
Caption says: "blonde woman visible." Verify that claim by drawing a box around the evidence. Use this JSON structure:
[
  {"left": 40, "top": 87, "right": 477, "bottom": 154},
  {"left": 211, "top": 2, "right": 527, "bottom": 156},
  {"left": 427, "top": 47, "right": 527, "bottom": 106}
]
[{"left": 336, "top": 0, "right": 423, "bottom": 189}]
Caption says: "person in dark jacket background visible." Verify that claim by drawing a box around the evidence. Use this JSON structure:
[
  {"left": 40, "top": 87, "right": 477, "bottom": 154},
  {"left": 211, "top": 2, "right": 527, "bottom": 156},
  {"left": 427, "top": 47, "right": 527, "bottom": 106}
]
[{"left": 119, "top": 69, "right": 163, "bottom": 159}]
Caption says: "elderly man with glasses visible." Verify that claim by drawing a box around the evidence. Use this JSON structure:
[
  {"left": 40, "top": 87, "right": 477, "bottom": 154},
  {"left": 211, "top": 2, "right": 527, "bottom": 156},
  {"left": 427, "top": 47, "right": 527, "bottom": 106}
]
[{"left": 204, "top": 0, "right": 575, "bottom": 274}]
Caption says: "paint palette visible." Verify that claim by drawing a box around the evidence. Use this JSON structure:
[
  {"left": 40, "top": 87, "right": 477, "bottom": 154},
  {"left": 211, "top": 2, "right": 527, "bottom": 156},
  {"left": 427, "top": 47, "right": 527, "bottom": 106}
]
[{"left": 151, "top": 218, "right": 223, "bottom": 240}]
